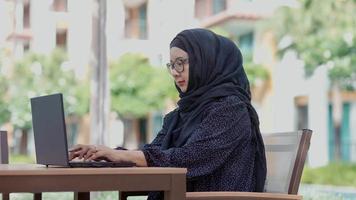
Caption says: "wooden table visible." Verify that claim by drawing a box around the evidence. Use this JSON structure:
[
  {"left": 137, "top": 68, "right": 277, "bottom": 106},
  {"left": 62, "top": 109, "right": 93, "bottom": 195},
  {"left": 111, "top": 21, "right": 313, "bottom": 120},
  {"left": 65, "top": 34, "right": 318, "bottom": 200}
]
[{"left": 0, "top": 164, "right": 187, "bottom": 200}]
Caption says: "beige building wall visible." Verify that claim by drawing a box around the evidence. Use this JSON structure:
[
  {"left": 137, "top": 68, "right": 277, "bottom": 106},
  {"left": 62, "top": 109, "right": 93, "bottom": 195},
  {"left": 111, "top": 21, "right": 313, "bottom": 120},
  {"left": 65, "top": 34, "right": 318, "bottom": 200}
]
[{"left": 3, "top": 0, "right": 332, "bottom": 160}]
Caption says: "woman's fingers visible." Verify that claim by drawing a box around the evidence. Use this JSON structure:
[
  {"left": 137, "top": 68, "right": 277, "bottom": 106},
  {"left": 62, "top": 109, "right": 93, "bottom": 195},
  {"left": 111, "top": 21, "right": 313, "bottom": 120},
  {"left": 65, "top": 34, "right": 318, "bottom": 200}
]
[
  {"left": 87, "top": 149, "right": 104, "bottom": 161},
  {"left": 68, "top": 144, "right": 115, "bottom": 161},
  {"left": 69, "top": 152, "right": 77, "bottom": 160},
  {"left": 79, "top": 145, "right": 94, "bottom": 159},
  {"left": 68, "top": 144, "right": 85, "bottom": 160},
  {"left": 84, "top": 146, "right": 98, "bottom": 160},
  {"left": 68, "top": 144, "right": 93, "bottom": 160},
  {"left": 87, "top": 148, "right": 113, "bottom": 161},
  {"left": 68, "top": 144, "right": 83, "bottom": 152}
]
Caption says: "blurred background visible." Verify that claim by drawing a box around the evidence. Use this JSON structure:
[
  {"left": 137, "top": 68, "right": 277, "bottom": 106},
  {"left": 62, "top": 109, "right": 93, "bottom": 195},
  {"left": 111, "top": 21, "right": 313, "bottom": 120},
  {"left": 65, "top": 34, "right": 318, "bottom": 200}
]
[{"left": 0, "top": 0, "right": 355, "bottom": 199}]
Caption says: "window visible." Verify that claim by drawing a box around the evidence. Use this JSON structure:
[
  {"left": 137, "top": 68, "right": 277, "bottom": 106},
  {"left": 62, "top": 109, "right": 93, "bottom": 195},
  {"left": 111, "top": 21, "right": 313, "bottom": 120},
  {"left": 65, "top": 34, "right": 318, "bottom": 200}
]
[
  {"left": 239, "top": 32, "right": 254, "bottom": 60},
  {"left": 56, "top": 29, "right": 67, "bottom": 49},
  {"left": 212, "top": 0, "right": 226, "bottom": 14},
  {"left": 328, "top": 103, "right": 352, "bottom": 161},
  {"left": 296, "top": 105, "right": 308, "bottom": 130},
  {"left": 195, "top": 0, "right": 227, "bottom": 19},
  {"left": 52, "top": 0, "right": 67, "bottom": 12},
  {"left": 23, "top": 42, "right": 30, "bottom": 52},
  {"left": 124, "top": 3, "right": 148, "bottom": 39},
  {"left": 138, "top": 4, "right": 147, "bottom": 39},
  {"left": 195, "top": 0, "right": 209, "bottom": 19},
  {"left": 23, "top": 3, "right": 30, "bottom": 29}
]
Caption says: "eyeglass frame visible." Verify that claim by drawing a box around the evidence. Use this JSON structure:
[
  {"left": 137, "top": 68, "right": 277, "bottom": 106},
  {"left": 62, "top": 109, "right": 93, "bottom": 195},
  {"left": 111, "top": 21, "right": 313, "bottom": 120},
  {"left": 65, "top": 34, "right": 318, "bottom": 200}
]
[{"left": 166, "top": 57, "right": 189, "bottom": 73}]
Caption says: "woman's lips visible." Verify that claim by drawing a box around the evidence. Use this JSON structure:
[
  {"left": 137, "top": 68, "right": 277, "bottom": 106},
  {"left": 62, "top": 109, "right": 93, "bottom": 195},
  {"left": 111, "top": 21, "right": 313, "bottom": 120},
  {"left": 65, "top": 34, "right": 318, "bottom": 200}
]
[{"left": 177, "top": 80, "right": 185, "bottom": 86}]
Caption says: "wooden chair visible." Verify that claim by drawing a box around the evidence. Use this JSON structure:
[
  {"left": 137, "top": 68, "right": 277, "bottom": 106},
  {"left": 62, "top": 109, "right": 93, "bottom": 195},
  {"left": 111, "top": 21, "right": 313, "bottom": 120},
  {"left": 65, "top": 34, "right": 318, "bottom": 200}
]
[
  {"left": 186, "top": 129, "right": 312, "bottom": 200},
  {"left": 0, "top": 130, "right": 42, "bottom": 200},
  {"left": 119, "top": 129, "right": 312, "bottom": 200}
]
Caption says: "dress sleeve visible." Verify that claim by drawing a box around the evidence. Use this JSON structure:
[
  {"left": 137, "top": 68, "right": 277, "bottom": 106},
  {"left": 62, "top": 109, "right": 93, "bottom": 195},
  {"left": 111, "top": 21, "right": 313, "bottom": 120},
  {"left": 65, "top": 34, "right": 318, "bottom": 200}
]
[{"left": 142, "top": 99, "right": 252, "bottom": 178}]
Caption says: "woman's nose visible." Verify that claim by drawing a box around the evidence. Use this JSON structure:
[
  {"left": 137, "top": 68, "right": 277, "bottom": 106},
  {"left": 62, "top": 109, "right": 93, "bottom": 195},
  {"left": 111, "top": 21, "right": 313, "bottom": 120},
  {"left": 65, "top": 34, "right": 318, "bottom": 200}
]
[{"left": 170, "top": 68, "right": 180, "bottom": 76}]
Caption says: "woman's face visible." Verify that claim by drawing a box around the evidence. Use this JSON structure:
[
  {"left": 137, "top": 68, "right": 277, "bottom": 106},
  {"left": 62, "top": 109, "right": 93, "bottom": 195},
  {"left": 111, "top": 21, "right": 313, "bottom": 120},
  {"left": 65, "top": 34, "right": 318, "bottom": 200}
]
[{"left": 169, "top": 47, "right": 189, "bottom": 93}]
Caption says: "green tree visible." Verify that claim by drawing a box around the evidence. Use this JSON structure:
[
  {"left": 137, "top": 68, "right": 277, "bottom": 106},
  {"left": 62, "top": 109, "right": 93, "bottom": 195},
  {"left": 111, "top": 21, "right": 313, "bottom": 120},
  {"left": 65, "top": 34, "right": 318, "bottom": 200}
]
[
  {"left": 0, "top": 50, "right": 10, "bottom": 125},
  {"left": 244, "top": 62, "right": 270, "bottom": 88},
  {"left": 273, "top": 0, "right": 356, "bottom": 160},
  {"left": 8, "top": 49, "right": 89, "bottom": 154},
  {"left": 273, "top": 0, "right": 356, "bottom": 88},
  {"left": 110, "top": 53, "right": 176, "bottom": 118},
  {"left": 0, "top": 68, "right": 10, "bottom": 126}
]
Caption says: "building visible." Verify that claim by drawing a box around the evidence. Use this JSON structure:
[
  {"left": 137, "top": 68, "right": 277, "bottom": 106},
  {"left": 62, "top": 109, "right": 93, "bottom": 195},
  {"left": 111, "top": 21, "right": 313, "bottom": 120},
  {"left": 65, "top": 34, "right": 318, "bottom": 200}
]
[{"left": 0, "top": 0, "right": 355, "bottom": 166}]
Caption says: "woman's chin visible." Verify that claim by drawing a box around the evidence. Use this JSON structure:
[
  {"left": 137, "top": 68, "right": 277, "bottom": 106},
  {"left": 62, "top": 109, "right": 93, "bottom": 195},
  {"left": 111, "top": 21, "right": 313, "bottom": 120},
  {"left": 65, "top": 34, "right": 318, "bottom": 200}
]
[{"left": 180, "top": 87, "right": 187, "bottom": 93}]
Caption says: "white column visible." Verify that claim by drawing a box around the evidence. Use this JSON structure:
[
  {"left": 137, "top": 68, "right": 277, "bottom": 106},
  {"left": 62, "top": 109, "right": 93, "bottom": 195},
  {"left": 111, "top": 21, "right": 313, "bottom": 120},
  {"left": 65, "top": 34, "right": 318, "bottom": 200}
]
[
  {"left": 90, "top": 0, "right": 109, "bottom": 146},
  {"left": 0, "top": 1, "right": 6, "bottom": 46},
  {"left": 67, "top": 0, "right": 92, "bottom": 79},
  {"left": 271, "top": 51, "right": 304, "bottom": 132},
  {"left": 31, "top": 0, "right": 55, "bottom": 54},
  {"left": 308, "top": 65, "right": 329, "bottom": 167},
  {"left": 13, "top": 0, "right": 24, "bottom": 58},
  {"left": 350, "top": 102, "right": 356, "bottom": 162},
  {"left": 106, "top": 0, "right": 124, "bottom": 59}
]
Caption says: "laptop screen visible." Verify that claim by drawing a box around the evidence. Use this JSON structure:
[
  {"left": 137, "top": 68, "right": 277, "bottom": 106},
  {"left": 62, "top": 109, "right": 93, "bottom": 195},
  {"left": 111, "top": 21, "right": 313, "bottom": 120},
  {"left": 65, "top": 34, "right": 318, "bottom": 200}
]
[{"left": 31, "top": 93, "right": 70, "bottom": 166}]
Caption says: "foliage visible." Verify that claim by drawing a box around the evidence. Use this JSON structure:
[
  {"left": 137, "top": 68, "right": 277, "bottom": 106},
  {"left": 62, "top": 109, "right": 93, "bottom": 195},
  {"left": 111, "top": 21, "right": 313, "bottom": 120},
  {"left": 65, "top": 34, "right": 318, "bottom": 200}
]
[
  {"left": 110, "top": 53, "right": 177, "bottom": 118},
  {"left": 302, "top": 163, "right": 356, "bottom": 187},
  {"left": 0, "top": 81, "right": 9, "bottom": 125},
  {"left": 0, "top": 50, "right": 11, "bottom": 124},
  {"left": 244, "top": 62, "right": 269, "bottom": 87},
  {"left": 9, "top": 154, "right": 35, "bottom": 164},
  {"left": 209, "top": 27, "right": 231, "bottom": 38},
  {"left": 8, "top": 49, "right": 89, "bottom": 130},
  {"left": 272, "top": 0, "right": 356, "bottom": 90}
]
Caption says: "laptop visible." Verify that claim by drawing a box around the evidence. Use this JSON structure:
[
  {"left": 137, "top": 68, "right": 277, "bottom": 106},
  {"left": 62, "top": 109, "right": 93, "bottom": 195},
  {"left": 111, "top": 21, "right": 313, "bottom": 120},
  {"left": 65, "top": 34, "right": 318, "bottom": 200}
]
[{"left": 30, "top": 93, "right": 135, "bottom": 168}]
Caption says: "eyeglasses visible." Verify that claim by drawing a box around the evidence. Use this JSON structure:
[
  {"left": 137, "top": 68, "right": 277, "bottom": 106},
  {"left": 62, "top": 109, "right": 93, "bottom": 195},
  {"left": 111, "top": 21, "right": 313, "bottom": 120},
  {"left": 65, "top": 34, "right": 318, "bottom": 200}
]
[{"left": 166, "top": 57, "right": 188, "bottom": 73}]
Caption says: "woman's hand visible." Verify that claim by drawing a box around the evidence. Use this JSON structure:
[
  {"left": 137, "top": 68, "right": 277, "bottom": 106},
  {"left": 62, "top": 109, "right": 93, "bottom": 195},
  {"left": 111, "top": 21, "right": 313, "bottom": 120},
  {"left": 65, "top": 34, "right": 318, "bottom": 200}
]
[
  {"left": 88, "top": 148, "right": 148, "bottom": 167},
  {"left": 69, "top": 144, "right": 95, "bottom": 161},
  {"left": 85, "top": 145, "right": 123, "bottom": 162},
  {"left": 68, "top": 144, "right": 148, "bottom": 167},
  {"left": 68, "top": 144, "right": 113, "bottom": 161}
]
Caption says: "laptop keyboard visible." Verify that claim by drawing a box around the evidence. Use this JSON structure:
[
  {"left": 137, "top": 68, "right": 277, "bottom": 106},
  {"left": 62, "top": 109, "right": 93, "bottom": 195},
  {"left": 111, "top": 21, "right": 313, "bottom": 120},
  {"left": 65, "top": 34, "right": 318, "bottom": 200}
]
[{"left": 69, "top": 161, "right": 136, "bottom": 168}]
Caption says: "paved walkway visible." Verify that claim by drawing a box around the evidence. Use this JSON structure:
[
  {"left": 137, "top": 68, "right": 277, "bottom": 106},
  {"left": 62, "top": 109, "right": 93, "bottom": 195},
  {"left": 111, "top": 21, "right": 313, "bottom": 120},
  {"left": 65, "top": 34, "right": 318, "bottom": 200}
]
[{"left": 300, "top": 184, "right": 356, "bottom": 200}]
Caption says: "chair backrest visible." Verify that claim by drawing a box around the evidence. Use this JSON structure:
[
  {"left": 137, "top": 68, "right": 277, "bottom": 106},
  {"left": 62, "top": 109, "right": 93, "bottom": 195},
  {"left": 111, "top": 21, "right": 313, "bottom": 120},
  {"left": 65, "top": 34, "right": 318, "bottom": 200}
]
[
  {"left": 0, "top": 130, "right": 9, "bottom": 164},
  {"left": 263, "top": 129, "right": 312, "bottom": 195}
]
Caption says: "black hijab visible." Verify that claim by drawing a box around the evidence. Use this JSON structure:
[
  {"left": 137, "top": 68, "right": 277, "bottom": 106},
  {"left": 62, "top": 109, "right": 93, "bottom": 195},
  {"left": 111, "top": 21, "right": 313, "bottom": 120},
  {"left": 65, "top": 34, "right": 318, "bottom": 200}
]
[{"left": 162, "top": 29, "right": 266, "bottom": 191}]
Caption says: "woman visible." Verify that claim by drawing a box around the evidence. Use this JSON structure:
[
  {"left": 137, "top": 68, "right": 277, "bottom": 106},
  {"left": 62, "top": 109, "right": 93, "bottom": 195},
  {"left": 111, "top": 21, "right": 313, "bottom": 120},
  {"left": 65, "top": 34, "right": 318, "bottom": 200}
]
[{"left": 69, "top": 28, "right": 266, "bottom": 199}]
